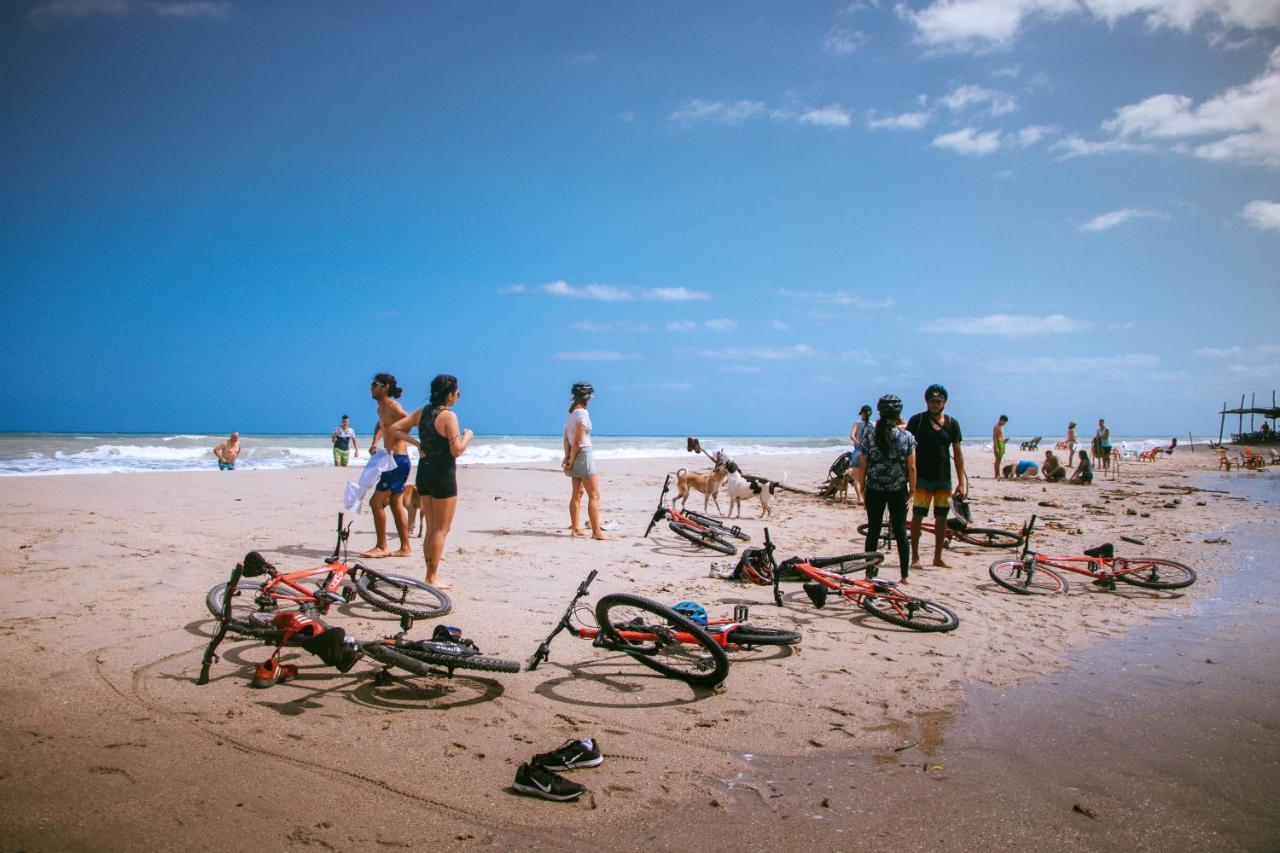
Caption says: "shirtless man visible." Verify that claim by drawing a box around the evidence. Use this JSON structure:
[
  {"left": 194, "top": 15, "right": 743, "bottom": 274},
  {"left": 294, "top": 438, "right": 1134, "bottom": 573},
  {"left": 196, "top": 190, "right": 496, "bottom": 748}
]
[
  {"left": 992, "top": 415, "right": 1008, "bottom": 479},
  {"left": 213, "top": 432, "right": 241, "bottom": 471},
  {"left": 363, "top": 374, "right": 413, "bottom": 558}
]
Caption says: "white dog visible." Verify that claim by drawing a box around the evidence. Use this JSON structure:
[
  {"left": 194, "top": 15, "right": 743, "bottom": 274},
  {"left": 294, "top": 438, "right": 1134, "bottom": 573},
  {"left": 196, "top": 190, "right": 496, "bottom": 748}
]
[{"left": 723, "top": 462, "right": 784, "bottom": 518}]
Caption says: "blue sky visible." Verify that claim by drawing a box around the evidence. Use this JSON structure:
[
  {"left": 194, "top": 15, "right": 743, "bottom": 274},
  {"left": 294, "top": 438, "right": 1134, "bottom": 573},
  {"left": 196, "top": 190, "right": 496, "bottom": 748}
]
[{"left": 2, "top": 0, "right": 1277, "bottom": 437}]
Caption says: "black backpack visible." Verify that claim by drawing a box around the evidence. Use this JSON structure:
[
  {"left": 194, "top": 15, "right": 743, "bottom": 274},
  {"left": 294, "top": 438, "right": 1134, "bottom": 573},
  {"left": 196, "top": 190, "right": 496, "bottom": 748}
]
[{"left": 828, "top": 451, "right": 854, "bottom": 479}]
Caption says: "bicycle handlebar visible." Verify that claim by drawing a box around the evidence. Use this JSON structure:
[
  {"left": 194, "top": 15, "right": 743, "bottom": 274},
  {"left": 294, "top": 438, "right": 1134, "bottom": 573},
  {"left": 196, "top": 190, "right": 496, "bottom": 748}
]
[
  {"left": 198, "top": 563, "right": 243, "bottom": 685},
  {"left": 527, "top": 570, "right": 600, "bottom": 671},
  {"left": 644, "top": 475, "right": 673, "bottom": 537}
]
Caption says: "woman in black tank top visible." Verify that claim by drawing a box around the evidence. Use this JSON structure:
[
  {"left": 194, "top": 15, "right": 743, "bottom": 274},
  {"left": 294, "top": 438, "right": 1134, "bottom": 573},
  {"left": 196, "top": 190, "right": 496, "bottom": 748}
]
[{"left": 388, "top": 374, "right": 473, "bottom": 588}]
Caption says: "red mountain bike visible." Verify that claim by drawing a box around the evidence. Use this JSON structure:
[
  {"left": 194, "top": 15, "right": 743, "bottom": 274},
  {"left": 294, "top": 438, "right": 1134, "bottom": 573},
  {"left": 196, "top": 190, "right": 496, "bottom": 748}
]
[
  {"left": 989, "top": 516, "right": 1197, "bottom": 595},
  {"left": 858, "top": 518, "right": 1023, "bottom": 550},
  {"left": 644, "top": 474, "right": 750, "bottom": 555},
  {"left": 739, "top": 529, "right": 960, "bottom": 632}
]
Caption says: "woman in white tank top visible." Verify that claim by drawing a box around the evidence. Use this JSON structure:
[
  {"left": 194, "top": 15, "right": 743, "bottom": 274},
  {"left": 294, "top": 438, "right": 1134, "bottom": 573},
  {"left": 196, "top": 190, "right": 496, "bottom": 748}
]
[{"left": 562, "top": 382, "right": 605, "bottom": 539}]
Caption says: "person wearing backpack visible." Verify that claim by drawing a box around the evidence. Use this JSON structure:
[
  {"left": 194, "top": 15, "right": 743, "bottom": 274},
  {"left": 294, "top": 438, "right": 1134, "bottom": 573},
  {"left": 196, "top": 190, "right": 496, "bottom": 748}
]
[{"left": 855, "top": 395, "right": 917, "bottom": 583}]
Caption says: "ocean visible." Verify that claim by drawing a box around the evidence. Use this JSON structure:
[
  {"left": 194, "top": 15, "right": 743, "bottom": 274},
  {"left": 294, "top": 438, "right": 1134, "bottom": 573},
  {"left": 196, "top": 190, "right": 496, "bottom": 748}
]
[{"left": 0, "top": 432, "right": 1205, "bottom": 477}]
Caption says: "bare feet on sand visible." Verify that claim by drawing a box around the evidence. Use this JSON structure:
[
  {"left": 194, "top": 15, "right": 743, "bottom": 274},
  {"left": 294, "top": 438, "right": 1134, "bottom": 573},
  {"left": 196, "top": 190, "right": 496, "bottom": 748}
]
[
  {"left": 361, "top": 547, "right": 389, "bottom": 558},
  {"left": 932, "top": 558, "right": 950, "bottom": 568},
  {"left": 570, "top": 528, "right": 585, "bottom": 537},
  {"left": 592, "top": 533, "right": 609, "bottom": 541},
  {"left": 910, "top": 559, "right": 923, "bottom": 569}
]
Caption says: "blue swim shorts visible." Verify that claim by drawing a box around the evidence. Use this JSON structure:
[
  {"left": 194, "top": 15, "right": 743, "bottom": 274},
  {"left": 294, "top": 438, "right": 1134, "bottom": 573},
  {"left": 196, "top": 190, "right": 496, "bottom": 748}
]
[{"left": 375, "top": 454, "right": 412, "bottom": 494}]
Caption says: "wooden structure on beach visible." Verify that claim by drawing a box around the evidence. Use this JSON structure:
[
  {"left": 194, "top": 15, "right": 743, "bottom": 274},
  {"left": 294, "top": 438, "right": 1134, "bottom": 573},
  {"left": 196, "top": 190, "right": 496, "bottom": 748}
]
[{"left": 1218, "top": 391, "right": 1279, "bottom": 444}]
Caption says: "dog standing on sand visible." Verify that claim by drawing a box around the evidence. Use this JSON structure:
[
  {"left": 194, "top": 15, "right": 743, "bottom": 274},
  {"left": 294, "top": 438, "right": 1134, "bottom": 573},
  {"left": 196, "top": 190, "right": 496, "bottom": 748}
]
[
  {"left": 675, "top": 462, "right": 728, "bottom": 513},
  {"left": 723, "top": 462, "right": 784, "bottom": 518}
]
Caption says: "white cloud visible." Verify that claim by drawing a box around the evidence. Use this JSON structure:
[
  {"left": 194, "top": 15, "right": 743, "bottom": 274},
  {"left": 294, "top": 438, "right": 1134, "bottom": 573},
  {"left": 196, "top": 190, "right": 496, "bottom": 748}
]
[
  {"left": 839, "top": 350, "right": 878, "bottom": 364},
  {"left": 1079, "top": 208, "right": 1170, "bottom": 231},
  {"left": 799, "top": 105, "right": 854, "bottom": 128},
  {"left": 551, "top": 351, "right": 637, "bottom": 361},
  {"left": 669, "top": 99, "right": 766, "bottom": 126},
  {"left": 570, "top": 319, "right": 652, "bottom": 333},
  {"left": 940, "top": 84, "right": 1019, "bottom": 116},
  {"left": 1051, "top": 134, "right": 1159, "bottom": 158},
  {"left": 719, "top": 365, "right": 764, "bottom": 374},
  {"left": 694, "top": 345, "right": 816, "bottom": 360},
  {"left": 1227, "top": 362, "right": 1280, "bottom": 376},
  {"left": 868, "top": 109, "right": 934, "bottom": 130},
  {"left": 823, "top": 27, "right": 868, "bottom": 55},
  {"left": 1091, "top": 45, "right": 1280, "bottom": 167},
  {"left": 1242, "top": 199, "right": 1280, "bottom": 230},
  {"left": 985, "top": 353, "right": 1163, "bottom": 376},
  {"left": 704, "top": 318, "right": 738, "bottom": 332},
  {"left": 1195, "top": 343, "right": 1280, "bottom": 358},
  {"left": 666, "top": 320, "right": 697, "bottom": 333},
  {"left": 1012, "top": 124, "right": 1058, "bottom": 146},
  {"left": 921, "top": 313, "right": 1095, "bottom": 336},
  {"left": 537, "top": 281, "right": 710, "bottom": 302},
  {"left": 931, "top": 127, "right": 1003, "bottom": 155},
  {"left": 897, "top": 0, "right": 1280, "bottom": 54},
  {"left": 27, "top": 0, "right": 233, "bottom": 21},
  {"left": 498, "top": 283, "right": 527, "bottom": 294},
  {"left": 777, "top": 289, "right": 896, "bottom": 309}
]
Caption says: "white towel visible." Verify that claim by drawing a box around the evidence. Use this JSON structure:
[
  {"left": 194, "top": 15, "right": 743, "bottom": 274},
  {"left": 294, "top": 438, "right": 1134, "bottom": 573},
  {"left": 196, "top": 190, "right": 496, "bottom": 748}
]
[{"left": 343, "top": 450, "right": 398, "bottom": 513}]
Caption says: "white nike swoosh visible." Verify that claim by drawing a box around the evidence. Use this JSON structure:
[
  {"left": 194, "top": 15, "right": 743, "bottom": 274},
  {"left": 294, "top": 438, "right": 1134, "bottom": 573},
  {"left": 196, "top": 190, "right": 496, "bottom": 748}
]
[{"left": 533, "top": 777, "right": 552, "bottom": 793}]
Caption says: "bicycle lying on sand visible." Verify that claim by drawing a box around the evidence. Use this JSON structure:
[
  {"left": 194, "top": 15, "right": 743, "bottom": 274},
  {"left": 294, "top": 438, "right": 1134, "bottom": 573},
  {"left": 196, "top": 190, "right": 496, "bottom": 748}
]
[
  {"left": 988, "top": 515, "right": 1198, "bottom": 595},
  {"left": 203, "top": 513, "right": 451, "bottom": 637},
  {"left": 737, "top": 529, "right": 961, "bottom": 632},
  {"left": 527, "top": 570, "right": 761, "bottom": 687},
  {"left": 857, "top": 518, "right": 1023, "bottom": 550},
  {"left": 644, "top": 474, "right": 750, "bottom": 556}
]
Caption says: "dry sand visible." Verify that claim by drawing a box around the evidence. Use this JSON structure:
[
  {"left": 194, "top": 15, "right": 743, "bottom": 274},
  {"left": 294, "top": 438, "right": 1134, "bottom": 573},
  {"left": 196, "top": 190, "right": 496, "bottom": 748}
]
[{"left": 0, "top": 446, "right": 1272, "bottom": 850}]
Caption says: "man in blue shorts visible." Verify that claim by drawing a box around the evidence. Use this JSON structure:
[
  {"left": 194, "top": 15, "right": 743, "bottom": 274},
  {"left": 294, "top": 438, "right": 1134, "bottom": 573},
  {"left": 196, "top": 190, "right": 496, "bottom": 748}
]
[
  {"left": 906, "top": 384, "right": 968, "bottom": 569},
  {"left": 362, "top": 374, "right": 413, "bottom": 558}
]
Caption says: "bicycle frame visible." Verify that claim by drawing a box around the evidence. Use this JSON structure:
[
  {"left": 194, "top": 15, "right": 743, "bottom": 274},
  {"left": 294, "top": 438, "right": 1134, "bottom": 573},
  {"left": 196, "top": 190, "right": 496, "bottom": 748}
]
[
  {"left": 1013, "top": 515, "right": 1158, "bottom": 586},
  {"left": 644, "top": 474, "right": 719, "bottom": 537},
  {"left": 761, "top": 529, "right": 893, "bottom": 610},
  {"left": 250, "top": 513, "right": 360, "bottom": 614}
]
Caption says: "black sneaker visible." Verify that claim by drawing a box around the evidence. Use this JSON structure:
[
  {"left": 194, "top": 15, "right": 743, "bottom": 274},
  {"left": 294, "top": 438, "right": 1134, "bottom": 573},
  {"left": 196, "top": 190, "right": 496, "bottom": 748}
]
[
  {"left": 512, "top": 762, "right": 585, "bottom": 801},
  {"left": 531, "top": 737, "right": 604, "bottom": 771}
]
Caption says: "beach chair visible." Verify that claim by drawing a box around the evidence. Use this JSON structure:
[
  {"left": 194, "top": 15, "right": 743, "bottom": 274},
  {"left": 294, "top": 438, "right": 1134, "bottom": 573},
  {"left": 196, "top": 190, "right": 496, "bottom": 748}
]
[
  {"left": 1019, "top": 436, "right": 1041, "bottom": 451},
  {"left": 1054, "top": 440, "right": 1070, "bottom": 451},
  {"left": 1242, "top": 447, "right": 1267, "bottom": 470},
  {"left": 1216, "top": 448, "right": 1234, "bottom": 471}
]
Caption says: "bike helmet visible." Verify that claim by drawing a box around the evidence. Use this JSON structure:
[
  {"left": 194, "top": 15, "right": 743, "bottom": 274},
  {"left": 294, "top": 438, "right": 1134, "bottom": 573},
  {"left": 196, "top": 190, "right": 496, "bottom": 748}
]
[
  {"left": 876, "top": 394, "right": 903, "bottom": 418},
  {"left": 859, "top": 404, "right": 873, "bottom": 416},
  {"left": 672, "top": 601, "right": 708, "bottom": 626},
  {"left": 925, "top": 383, "right": 948, "bottom": 402},
  {"left": 571, "top": 382, "right": 594, "bottom": 401}
]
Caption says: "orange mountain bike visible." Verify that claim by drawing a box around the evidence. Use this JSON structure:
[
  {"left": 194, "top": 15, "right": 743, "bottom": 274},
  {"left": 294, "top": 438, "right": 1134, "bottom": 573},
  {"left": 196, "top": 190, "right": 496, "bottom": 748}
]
[{"left": 644, "top": 474, "right": 750, "bottom": 555}]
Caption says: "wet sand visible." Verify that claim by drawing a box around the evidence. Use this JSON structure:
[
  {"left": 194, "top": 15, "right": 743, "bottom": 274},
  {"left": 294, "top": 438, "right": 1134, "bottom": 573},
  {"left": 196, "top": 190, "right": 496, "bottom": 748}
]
[{"left": 0, "top": 448, "right": 1275, "bottom": 850}]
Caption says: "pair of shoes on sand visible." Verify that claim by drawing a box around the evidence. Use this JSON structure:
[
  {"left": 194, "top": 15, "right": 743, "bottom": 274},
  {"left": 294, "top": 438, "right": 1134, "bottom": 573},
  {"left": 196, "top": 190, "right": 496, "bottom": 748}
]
[{"left": 512, "top": 738, "right": 603, "bottom": 802}]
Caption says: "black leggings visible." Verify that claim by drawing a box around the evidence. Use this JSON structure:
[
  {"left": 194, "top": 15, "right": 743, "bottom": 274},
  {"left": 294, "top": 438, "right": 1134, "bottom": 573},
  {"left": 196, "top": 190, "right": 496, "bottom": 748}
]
[{"left": 864, "top": 488, "right": 910, "bottom": 580}]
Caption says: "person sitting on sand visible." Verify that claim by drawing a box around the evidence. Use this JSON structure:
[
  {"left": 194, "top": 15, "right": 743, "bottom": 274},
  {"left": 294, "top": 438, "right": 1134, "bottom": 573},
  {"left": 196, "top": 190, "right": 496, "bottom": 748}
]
[
  {"left": 363, "top": 374, "right": 413, "bottom": 559},
  {"left": 1042, "top": 451, "right": 1066, "bottom": 482},
  {"left": 213, "top": 432, "right": 241, "bottom": 471},
  {"left": 388, "top": 374, "right": 473, "bottom": 588},
  {"left": 1069, "top": 449, "right": 1093, "bottom": 485},
  {"left": 1002, "top": 459, "right": 1039, "bottom": 479}
]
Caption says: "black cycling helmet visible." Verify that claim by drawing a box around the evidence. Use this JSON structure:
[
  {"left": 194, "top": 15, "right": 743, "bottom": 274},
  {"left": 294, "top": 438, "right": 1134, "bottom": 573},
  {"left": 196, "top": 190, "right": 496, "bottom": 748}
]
[
  {"left": 876, "top": 394, "right": 902, "bottom": 418},
  {"left": 859, "top": 404, "right": 873, "bottom": 416},
  {"left": 571, "top": 382, "right": 594, "bottom": 401},
  {"left": 925, "top": 383, "right": 948, "bottom": 402}
]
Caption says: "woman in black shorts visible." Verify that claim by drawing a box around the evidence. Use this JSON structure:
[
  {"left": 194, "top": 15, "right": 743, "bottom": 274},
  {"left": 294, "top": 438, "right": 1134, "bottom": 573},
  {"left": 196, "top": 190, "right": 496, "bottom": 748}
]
[{"left": 391, "top": 374, "right": 473, "bottom": 588}]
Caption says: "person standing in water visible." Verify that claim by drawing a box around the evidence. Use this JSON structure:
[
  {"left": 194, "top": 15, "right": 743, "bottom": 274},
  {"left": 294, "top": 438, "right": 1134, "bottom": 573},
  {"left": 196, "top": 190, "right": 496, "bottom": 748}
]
[
  {"left": 563, "top": 382, "right": 605, "bottom": 540},
  {"left": 389, "top": 374, "right": 473, "bottom": 588},
  {"left": 213, "top": 432, "right": 241, "bottom": 471},
  {"left": 363, "top": 374, "right": 413, "bottom": 558}
]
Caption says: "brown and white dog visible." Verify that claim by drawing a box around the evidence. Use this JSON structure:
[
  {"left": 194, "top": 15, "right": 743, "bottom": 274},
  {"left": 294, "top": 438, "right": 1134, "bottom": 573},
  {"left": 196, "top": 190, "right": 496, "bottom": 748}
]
[
  {"left": 723, "top": 463, "right": 784, "bottom": 518},
  {"left": 675, "top": 462, "right": 728, "bottom": 512}
]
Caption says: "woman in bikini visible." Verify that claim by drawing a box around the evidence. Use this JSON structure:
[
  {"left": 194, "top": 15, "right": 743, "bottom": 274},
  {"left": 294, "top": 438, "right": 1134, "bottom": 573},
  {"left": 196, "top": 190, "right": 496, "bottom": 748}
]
[{"left": 563, "top": 382, "right": 606, "bottom": 540}]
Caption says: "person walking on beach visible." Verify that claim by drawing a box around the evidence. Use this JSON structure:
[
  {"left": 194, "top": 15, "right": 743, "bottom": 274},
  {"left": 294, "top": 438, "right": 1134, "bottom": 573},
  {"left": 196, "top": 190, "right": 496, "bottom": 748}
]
[
  {"left": 992, "top": 415, "right": 1008, "bottom": 479},
  {"left": 855, "top": 395, "right": 916, "bottom": 583},
  {"left": 906, "top": 384, "right": 968, "bottom": 569},
  {"left": 331, "top": 415, "right": 358, "bottom": 467},
  {"left": 388, "top": 374, "right": 473, "bottom": 588},
  {"left": 363, "top": 374, "right": 413, "bottom": 559},
  {"left": 213, "top": 432, "right": 241, "bottom": 471},
  {"left": 1066, "top": 421, "right": 1078, "bottom": 460},
  {"left": 847, "top": 404, "right": 873, "bottom": 504},
  {"left": 1095, "top": 418, "right": 1112, "bottom": 474},
  {"left": 564, "top": 382, "right": 606, "bottom": 540}
]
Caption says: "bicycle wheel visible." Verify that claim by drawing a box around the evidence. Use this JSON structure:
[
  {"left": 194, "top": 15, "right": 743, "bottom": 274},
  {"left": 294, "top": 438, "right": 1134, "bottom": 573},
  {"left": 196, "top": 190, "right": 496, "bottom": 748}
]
[
  {"left": 808, "top": 553, "right": 885, "bottom": 576},
  {"left": 725, "top": 625, "right": 801, "bottom": 646},
  {"left": 668, "top": 521, "right": 737, "bottom": 555},
  {"left": 1112, "top": 558, "right": 1197, "bottom": 590},
  {"left": 989, "top": 560, "right": 1068, "bottom": 595},
  {"left": 860, "top": 589, "right": 959, "bottom": 632},
  {"left": 366, "top": 640, "right": 519, "bottom": 674},
  {"left": 594, "top": 593, "right": 730, "bottom": 687},
  {"left": 957, "top": 527, "right": 1024, "bottom": 549},
  {"left": 205, "top": 580, "right": 293, "bottom": 639},
  {"left": 684, "top": 510, "right": 751, "bottom": 542},
  {"left": 355, "top": 570, "right": 452, "bottom": 618}
]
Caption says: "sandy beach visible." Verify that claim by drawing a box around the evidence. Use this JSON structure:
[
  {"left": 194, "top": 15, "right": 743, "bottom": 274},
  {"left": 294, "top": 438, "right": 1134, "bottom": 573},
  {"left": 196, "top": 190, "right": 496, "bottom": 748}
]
[{"left": 0, "top": 445, "right": 1276, "bottom": 850}]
